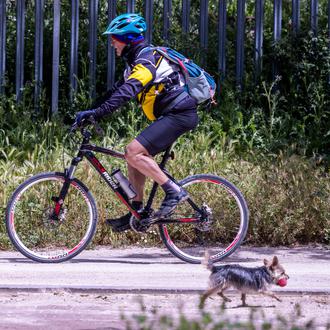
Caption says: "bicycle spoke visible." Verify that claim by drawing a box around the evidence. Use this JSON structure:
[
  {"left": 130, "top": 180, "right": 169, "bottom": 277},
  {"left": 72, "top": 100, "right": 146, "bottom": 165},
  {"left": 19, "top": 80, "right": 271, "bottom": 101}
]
[
  {"left": 159, "top": 174, "right": 249, "bottom": 263},
  {"left": 6, "top": 173, "right": 97, "bottom": 263}
]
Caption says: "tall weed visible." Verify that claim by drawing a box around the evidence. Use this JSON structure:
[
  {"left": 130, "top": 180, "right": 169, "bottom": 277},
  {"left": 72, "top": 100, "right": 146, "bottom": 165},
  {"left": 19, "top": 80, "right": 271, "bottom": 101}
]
[{"left": 0, "top": 115, "right": 329, "bottom": 250}]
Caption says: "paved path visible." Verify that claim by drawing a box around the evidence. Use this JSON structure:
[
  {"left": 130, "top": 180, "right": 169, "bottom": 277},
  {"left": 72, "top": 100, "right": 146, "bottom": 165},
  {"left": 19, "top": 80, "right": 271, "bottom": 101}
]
[{"left": 0, "top": 246, "right": 329, "bottom": 294}]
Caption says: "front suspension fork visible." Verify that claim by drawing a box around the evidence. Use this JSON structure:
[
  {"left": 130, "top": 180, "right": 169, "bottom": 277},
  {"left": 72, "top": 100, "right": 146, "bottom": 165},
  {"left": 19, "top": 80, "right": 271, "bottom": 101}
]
[{"left": 51, "top": 161, "right": 79, "bottom": 220}]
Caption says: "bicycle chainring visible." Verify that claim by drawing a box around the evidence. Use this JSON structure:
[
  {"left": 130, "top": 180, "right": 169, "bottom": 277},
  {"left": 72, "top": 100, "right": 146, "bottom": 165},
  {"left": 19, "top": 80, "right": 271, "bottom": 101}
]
[{"left": 129, "top": 209, "right": 155, "bottom": 233}]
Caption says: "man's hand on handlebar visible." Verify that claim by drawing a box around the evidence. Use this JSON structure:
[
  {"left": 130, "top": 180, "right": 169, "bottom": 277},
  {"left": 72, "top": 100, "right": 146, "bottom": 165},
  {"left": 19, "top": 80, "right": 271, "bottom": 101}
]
[
  {"left": 70, "top": 110, "right": 104, "bottom": 136},
  {"left": 75, "top": 109, "right": 97, "bottom": 126}
]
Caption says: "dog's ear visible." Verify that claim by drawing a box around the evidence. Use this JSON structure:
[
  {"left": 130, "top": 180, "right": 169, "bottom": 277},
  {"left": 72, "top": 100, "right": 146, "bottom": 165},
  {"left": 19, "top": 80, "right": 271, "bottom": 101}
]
[
  {"left": 263, "top": 259, "right": 269, "bottom": 266},
  {"left": 271, "top": 256, "right": 279, "bottom": 266}
]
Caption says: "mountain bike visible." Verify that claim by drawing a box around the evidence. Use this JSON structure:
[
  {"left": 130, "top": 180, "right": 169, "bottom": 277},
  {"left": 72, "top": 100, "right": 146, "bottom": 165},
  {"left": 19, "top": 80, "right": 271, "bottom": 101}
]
[{"left": 6, "top": 118, "right": 249, "bottom": 264}]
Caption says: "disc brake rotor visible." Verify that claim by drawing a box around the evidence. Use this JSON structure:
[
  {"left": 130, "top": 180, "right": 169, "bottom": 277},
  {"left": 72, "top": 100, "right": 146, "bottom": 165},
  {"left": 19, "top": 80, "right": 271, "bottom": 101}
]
[
  {"left": 42, "top": 207, "right": 67, "bottom": 229},
  {"left": 195, "top": 203, "right": 213, "bottom": 232}
]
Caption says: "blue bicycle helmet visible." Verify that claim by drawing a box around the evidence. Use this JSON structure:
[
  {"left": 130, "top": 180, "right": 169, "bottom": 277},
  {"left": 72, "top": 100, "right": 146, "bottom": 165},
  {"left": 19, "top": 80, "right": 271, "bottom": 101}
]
[{"left": 103, "top": 13, "right": 147, "bottom": 35}]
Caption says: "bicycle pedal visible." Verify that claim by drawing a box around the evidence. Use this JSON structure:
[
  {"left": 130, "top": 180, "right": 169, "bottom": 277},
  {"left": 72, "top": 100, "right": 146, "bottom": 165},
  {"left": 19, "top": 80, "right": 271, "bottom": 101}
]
[
  {"left": 129, "top": 216, "right": 152, "bottom": 233},
  {"left": 140, "top": 216, "right": 158, "bottom": 226}
]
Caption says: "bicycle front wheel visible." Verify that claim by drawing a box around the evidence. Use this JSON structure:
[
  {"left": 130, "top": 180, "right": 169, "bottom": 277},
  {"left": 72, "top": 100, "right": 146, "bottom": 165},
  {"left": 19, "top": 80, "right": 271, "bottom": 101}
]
[
  {"left": 159, "top": 174, "right": 249, "bottom": 264},
  {"left": 6, "top": 172, "right": 98, "bottom": 263}
]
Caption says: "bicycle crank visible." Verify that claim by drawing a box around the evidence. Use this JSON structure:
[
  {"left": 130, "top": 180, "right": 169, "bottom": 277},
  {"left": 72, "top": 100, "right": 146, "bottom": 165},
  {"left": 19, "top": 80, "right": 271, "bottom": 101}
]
[{"left": 129, "top": 208, "right": 157, "bottom": 233}]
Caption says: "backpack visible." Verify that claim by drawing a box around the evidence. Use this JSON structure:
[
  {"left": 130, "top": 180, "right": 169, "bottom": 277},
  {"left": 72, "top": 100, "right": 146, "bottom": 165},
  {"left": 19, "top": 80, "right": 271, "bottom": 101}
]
[{"left": 143, "top": 46, "right": 217, "bottom": 105}]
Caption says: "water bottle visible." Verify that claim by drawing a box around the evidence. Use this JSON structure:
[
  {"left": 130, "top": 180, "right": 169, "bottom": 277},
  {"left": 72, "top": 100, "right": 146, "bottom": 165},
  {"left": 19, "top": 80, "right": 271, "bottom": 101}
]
[{"left": 111, "top": 169, "right": 137, "bottom": 200}]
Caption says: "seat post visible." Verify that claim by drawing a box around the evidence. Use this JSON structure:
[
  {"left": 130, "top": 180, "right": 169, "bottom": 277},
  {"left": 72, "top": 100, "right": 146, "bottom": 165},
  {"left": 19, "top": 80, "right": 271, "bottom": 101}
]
[
  {"left": 144, "top": 145, "right": 173, "bottom": 211},
  {"left": 158, "top": 145, "right": 173, "bottom": 170}
]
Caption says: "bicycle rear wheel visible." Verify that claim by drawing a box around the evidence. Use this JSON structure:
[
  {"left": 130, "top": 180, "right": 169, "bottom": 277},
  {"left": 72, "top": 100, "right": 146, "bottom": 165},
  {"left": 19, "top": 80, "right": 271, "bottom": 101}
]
[
  {"left": 158, "top": 174, "right": 249, "bottom": 264},
  {"left": 6, "top": 172, "right": 98, "bottom": 263}
]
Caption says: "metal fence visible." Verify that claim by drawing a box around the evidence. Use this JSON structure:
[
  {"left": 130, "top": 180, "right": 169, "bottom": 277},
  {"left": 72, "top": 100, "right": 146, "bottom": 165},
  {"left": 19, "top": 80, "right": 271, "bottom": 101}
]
[{"left": 0, "top": 0, "right": 329, "bottom": 113}]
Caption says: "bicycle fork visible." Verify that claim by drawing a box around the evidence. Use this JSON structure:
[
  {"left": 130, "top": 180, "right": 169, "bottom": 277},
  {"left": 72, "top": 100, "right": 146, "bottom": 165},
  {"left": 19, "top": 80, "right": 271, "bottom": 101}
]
[{"left": 50, "top": 161, "right": 79, "bottom": 221}]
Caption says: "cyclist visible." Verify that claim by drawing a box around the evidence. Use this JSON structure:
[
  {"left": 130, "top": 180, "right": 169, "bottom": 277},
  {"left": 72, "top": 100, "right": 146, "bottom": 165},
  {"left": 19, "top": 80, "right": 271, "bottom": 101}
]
[{"left": 75, "top": 13, "right": 198, "bottom": 232}]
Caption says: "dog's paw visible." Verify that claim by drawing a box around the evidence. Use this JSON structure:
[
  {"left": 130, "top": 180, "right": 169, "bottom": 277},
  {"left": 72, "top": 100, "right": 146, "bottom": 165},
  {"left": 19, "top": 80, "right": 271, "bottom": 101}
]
[{"left": 199, "top": 296, "right": 207, "bottom": 309}]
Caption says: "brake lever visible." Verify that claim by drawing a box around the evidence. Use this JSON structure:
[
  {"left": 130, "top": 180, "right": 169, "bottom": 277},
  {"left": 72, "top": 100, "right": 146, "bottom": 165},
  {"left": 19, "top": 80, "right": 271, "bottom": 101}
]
[
  {"left": 69, "top": 115, "right": 104, "bottom": 137},
  {"left": 70, "top": 121, "right": 78, "bottom": 134},
  {"left": 95, "top": 122, "right": 105, "bottom": 136},
  {"left": 70, "top": 116, "right": 93, "bottom": 134},
  {"left": 88, "top": 116, "right": 104, "bottom": 136}
]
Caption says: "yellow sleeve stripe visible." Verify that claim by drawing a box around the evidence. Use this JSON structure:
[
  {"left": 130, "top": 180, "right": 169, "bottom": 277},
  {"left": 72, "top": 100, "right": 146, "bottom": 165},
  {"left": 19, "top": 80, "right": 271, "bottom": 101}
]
[{"left": 127, "top": 63, "right": 153, "bottom": 87}]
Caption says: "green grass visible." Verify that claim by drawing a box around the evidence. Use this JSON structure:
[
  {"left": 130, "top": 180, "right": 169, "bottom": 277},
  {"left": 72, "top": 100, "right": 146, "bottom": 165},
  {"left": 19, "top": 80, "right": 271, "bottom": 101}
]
[
  {"left": 0, "top": 116, "right": 329, "bottom": 250},
  {"left": 119, "top": 299, "right": 329, "bottom": 330}
]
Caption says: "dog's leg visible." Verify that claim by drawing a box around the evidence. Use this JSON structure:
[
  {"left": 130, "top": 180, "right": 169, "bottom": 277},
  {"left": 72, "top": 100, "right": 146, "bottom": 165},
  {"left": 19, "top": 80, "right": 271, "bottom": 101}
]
[
  {"left": 260, "top": 290, "right": 282, "bottom": 302},
  {"left": 240, "top": 293, "right": 247, "bottom": 306},
  {"left": 218, "top": 292, "right": 232, "bottom": 302},
  {"left": 199, "top": 286, "right": 222, "bottom": 308}
]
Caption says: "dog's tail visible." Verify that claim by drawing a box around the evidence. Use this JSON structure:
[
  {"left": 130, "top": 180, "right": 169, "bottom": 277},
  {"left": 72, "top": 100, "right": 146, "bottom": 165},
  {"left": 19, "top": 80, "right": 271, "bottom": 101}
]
[{"left": 202, "top": 250, "right": 215, "bottom": 272}]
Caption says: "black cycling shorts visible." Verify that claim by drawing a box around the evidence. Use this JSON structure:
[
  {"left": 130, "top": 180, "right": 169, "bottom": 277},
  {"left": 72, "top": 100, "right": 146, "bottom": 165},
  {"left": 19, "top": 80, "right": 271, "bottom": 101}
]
[
  {"left": 136, "top": 96, "right": 198, "bottom": 156},
  {"left": 136, "top": 110, "right": 198, "bottom": 156}
]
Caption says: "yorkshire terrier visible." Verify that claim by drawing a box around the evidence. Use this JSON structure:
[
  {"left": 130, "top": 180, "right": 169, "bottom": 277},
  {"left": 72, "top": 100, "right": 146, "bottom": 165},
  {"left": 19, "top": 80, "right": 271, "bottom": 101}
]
[{"left": 200, "top": 251, "right": 289, "bottom": 308}]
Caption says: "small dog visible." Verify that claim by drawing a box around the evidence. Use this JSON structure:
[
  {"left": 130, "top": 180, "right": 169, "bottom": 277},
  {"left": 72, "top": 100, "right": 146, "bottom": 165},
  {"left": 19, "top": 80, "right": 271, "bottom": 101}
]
[{"left": 200, "top": 252, "right": 289, "bottom": 307}]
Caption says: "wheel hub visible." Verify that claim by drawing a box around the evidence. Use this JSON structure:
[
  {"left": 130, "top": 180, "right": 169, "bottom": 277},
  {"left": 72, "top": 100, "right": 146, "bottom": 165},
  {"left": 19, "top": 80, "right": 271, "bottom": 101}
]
[
  {"left": 196, "top": 203, "right": 213, "bottom": 232},
  {"left": 43, "top": 207, "right": 67, "bottom": 229}
]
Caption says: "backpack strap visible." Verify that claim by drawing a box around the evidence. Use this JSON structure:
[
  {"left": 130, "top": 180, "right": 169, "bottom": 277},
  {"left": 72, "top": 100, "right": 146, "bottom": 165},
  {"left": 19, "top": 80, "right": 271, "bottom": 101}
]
[
  {"left": 136, "top": 45, "right": 155, "bottom": 58},
  {"left": 154, "top": 47, "right": 189, "bottom": 78},
  {"left": 161, "top": 90, "right": 189, "bottom": 114}
]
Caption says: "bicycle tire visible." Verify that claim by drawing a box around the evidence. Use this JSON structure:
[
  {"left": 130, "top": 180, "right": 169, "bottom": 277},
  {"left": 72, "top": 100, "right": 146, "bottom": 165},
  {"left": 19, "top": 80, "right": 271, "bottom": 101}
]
[
  {"left": 6, "top": 172, "right": 98, "bottom": 263},
  {"left": 158, "top": 174, "right": 249, "bottom": 264}
]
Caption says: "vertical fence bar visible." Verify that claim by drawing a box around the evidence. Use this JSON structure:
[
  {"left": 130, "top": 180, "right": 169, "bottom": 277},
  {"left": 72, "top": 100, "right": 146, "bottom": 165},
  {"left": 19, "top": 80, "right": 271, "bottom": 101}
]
[
  {"left": 145, "top": 0, "right": 153, "bottom": 44},
  {"left": 182, "top": 0, "right": 190, "bottom": 34},
  {"left": 200, "top": 0, "right": 208, "bottom": 66},
  {"left": 127, "top": 0, "right": 135, "bottom": 13},
  {"left": 254, "top": 0, "right": 264, "bottom": 80},
  {"left": 51, "top": 0, "right": 60, "bottom": 114},
  {"left": 329, "top": 0, "right": 330, "bottom": 47},
  {"left": 16, "top": 0, "right": 25, "bottom": 102},
  {"left": 35, "top": 0, "right": 44, "bottom": 112},
  {"left": 273, "top": 0, "right": 282, "bottom": 79},
  {"left": 328, "top": 0, "right": 330, "bottom": 84},
  {"left": 311, "top": 0, "right": 318, "bottom": 35},
  {"left": 89, "top": 0, "right": 98, "bottom": 100},
  {"left": 0, "top": 0, "right": 6, "bottom": 94},
  {"left": 163, "top": 0, "right": 172, "bottom": 45},
  {"left": 328, "top": 0, "right": 330, "bottom": 40},
  {"left": 218, "top": 0, "right": 226, "bottom": 82},
  {"left": 236, "top": 0, "right": 245, "bottom": 89},
  {"left": 107, "top": 0, "right": 116, "bottom": 90},
  {"left": 292, "top": 0, "right": 300, "bottom": 35},
  {"left": 273, "top": 0, "right": 282, "bottom": 42},
  {"left": 70, "top": 0, "right": 79, "bottom": 103}
]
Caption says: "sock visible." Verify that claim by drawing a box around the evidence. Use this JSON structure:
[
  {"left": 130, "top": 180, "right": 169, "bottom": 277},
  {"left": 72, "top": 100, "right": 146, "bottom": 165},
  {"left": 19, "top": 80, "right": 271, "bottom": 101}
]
[
  {"left": 132, "top": 201, "right": 143, "bottom": 211},
  {"left": 161, "top": 179, "right": 181, "bottom": 195}
]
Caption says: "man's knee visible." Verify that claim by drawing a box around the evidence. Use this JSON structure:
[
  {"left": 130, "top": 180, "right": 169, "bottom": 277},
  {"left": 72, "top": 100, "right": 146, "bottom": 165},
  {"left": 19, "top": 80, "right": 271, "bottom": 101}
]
[{"left": 125, "top": 140, "right": 148, "bottom": 164}]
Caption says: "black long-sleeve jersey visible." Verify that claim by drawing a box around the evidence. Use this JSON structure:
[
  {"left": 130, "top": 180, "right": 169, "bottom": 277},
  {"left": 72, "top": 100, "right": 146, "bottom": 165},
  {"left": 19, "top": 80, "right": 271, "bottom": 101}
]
[{"left": 93, "top": 42, "right": 185, "bottom": 121}]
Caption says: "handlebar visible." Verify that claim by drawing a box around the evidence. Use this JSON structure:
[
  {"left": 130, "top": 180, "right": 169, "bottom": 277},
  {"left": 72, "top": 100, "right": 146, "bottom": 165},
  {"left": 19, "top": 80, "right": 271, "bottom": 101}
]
[{"left": 70, "top": 116, "right": 104, "bottom": 137}]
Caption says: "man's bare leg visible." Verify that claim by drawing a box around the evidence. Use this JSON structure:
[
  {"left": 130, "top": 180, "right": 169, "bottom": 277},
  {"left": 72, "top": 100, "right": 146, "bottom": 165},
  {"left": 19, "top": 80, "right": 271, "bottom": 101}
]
[
  {"left": 127, "top": 164, "right": 145, "bottom": 202},
  {"left": 125, "top": 139, "right": 188, "bottom": 217},
  {"left": 125, "top": 140, "right": 168, "bottom": 185}
]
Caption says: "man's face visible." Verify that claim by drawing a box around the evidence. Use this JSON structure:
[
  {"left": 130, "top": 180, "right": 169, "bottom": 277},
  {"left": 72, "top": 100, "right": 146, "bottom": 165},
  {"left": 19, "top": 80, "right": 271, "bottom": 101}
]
[{"left": 111, "top": 37, "right": 126, "bottom": 56}]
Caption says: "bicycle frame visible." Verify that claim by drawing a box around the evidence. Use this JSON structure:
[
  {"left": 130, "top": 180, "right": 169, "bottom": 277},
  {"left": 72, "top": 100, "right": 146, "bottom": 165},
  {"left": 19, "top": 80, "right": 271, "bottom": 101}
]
[{"left": 52, "top": 128, "right": 202, "bottom": 224}]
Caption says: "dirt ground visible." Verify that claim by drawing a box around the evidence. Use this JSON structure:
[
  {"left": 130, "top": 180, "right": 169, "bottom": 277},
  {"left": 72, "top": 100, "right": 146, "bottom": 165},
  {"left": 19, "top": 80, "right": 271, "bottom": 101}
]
[{"left": 0, "top": 291, "right": 328, "bottom": 329}]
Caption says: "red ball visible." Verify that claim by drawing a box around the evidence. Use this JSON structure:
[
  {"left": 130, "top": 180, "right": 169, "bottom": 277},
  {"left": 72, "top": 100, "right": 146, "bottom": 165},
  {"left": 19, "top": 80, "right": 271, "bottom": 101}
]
[{"left": 277, "top": 278, "right": 287, "bottom": 287}]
